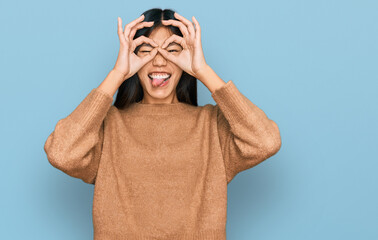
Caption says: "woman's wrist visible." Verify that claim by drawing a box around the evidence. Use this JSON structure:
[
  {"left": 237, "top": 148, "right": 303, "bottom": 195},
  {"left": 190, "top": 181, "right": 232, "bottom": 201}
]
[
  {"left": 112, "top": 68, "right": 128, "bottom": 82},
  {"left": 97, "top": 69, "right": 125, "bottom": 98},
  {"left": 195, "top": 64, "right": 210, "bottom": 81}
]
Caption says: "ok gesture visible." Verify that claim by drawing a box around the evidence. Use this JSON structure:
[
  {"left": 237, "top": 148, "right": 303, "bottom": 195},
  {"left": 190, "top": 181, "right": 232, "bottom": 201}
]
[
  {"left": 114, "top": 15, "right": 159, "bottom": 83},
  {"left": 157, "top": 12, "right": 208, "bottom": 80}
]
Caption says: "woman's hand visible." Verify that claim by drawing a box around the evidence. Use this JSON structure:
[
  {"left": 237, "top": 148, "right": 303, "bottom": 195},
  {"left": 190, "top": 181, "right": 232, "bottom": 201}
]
[
  {"left": 113, "top": 15, "right": 159, "bottom": 84},
  {"left": 157, "top": 12, "right": 208, "bottom": 80}
]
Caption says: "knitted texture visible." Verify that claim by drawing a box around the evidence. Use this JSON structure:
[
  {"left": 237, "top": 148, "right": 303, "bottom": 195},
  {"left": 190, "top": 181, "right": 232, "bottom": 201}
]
[{"left": 44, "top": 80, "right": 281, "bottom": 239}]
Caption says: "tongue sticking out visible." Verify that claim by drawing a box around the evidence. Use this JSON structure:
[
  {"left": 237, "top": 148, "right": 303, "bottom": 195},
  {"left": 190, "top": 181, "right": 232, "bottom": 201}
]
[{"left": 151, "top": 78, "right": 167, "bottom": 87}]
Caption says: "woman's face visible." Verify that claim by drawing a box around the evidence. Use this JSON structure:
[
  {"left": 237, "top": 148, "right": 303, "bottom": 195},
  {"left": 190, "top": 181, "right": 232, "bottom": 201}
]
[{"left": 137, "top": 26, "right": 184, "bottom": 104}]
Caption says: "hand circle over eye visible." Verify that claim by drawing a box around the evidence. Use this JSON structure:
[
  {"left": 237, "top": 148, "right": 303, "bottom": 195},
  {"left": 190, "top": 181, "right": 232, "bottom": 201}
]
[
  {"left": 155, "top": 12, "right": 208, "bottom": 80},
  {"left": 161, "top": 19, "right": 190, "bottom": 40},
  {"left": 113, "top": 15, "right": 160, "bottom": 84}
]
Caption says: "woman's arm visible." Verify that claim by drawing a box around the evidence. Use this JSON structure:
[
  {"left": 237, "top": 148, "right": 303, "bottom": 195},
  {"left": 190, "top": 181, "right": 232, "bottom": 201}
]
[
  {"left": 44, "top": 13, "right": 161, "bottom": 184},
  {"left": 43, "top": 71, "right": 119, "bottom": 184},
  {"left": 199, "top": 65, "right": 282, "bottom": 184}
]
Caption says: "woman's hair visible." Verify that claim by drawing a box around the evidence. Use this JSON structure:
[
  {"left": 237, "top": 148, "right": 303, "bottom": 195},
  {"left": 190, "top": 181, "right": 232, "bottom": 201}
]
[{"left": 113, "top": 8, "right": 198, "bottom": 110}]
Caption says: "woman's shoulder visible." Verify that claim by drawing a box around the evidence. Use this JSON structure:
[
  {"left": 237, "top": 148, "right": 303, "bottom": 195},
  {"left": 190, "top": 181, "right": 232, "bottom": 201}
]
[
  {"left": 202, "top": 103, "right": 220, "bottom": 114},
  {"left": 103, "top": 105, "right": 122, "bottom": 122},
  {"left": 195, "top": 103, "right": 219, "bottom": 121},
  {"left": 182, "top": 102, "right": 217, "bottom": 114}
]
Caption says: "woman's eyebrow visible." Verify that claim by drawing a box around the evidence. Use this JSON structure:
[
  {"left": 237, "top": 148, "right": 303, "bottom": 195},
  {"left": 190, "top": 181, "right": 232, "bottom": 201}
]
[{"left": 139, "top": 43, "right": 154, "bottom": 48}]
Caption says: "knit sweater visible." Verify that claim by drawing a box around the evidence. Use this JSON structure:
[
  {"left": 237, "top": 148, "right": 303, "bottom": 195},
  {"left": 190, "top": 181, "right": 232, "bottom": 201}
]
[{"left": 44, "top": 80, "right": 281, "bottom": 240}]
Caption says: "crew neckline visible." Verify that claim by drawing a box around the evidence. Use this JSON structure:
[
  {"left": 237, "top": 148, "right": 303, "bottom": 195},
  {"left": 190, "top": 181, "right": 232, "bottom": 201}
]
[
  {"left": 135, "top": 101, "right": 183, "bottom": 105},
  {"left": 127, "top": 101, "right": 192, "bottom": 115}
]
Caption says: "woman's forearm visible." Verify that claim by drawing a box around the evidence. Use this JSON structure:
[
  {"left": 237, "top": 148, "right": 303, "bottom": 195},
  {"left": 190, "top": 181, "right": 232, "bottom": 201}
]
[
  {"left": 197, "top": 64, "right": 227, "bottom": 94},
  {"left": 97, "top": 69, "right": 126, "bottom": 98}
]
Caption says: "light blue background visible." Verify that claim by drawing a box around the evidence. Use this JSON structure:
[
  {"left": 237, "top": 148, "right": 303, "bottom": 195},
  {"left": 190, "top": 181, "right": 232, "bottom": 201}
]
[{"left": 1, "top": 0, "right": 377, "bottom": 239}]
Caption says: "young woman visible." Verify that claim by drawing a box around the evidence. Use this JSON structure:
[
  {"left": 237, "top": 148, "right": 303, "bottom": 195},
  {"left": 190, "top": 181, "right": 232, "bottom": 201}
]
[{"left": 44, "top": 8, "right": 281, "bottom": 240}]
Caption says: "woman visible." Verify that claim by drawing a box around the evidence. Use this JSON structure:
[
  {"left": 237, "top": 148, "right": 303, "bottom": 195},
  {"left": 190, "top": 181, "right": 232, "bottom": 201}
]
[{"left": 44, "top": 8, "right": 281, "bottom": 240}]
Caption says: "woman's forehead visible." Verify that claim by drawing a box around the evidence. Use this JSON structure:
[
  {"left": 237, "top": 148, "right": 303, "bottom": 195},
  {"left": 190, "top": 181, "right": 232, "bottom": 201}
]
[{"left": 149, "top": 27, "right": 173, "bottom": 40}]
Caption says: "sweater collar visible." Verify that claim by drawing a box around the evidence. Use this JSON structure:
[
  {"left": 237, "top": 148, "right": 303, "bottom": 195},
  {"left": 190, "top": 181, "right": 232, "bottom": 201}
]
[{"left": 127, "top": 101, "right": 192, "bottom": 115}]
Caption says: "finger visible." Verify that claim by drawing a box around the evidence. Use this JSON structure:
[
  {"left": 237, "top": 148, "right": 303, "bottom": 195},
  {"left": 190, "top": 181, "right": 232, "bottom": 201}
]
[
  {"left": 161, "top": 19, "right": 189, "bottom": 39},
  {"left": 123, "top": 14, "right": 145, "bottom": 40},
  {"left": 140, "top": 47, "right": 159, "bottom": 65},
  {"left": 131, "top": 35, "right": 159, "bottom": 52},
  {"left": 117, "top": 17, "right": 127, "bottom": 45},
  {"left": 161, "top": 34, "right": 187, "bottom": 50},
  {"left": 123, "top": 14, "right": 144, "bottom": 33},
  {"left": 129, "top": 21, "right": 154, "bottom": 41},
  {"left": 173, "top": 12, "right": 195, "bottom": 40},
  {"left": 192, "top": 16, "right": 201, "bottom": 43},
  {"left": 157, "top": 47, "right": 176, "bottom": 63}
]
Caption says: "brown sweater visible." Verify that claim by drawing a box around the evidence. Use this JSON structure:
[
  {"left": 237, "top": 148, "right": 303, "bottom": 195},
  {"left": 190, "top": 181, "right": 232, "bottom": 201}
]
[{"left": 44, "top": 80, "right": 281, "bottom": 240}]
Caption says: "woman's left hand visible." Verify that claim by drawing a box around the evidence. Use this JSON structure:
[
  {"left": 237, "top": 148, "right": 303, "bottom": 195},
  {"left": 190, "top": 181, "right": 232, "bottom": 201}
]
[{"left": 157, "top": 12, "right": 208, "bottom": 80}]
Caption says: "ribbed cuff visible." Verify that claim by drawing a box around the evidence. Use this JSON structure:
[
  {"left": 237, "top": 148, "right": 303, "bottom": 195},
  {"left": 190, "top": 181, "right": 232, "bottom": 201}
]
[
  {"left": 211, "top": 80, "right": 251, "bottom": 126},
  {"left": 94, "top": 228, "right": 226, "bottom": 240},
  {"left": 68, "top": 88, "right": 114, "bottom": 129}
]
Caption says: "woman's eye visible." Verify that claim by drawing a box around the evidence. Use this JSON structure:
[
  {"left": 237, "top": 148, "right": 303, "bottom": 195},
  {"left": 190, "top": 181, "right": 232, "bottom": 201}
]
[{"left": 140, "top": 49, "right": 179, "bottom": 53}]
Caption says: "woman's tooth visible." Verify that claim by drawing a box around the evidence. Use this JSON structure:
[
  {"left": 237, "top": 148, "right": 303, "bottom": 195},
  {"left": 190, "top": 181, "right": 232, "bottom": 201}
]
[{"left": 149, "top": 74, "right": 170, "bottom": 79}]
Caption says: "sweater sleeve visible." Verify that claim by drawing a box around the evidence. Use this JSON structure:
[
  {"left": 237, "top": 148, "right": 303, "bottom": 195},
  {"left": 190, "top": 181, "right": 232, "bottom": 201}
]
[
  {"left": 211, "top": 80, "right": 282, "bottom": 184},
  {"left": 44, "top": 88, "right": 114, "bottom": 185}
]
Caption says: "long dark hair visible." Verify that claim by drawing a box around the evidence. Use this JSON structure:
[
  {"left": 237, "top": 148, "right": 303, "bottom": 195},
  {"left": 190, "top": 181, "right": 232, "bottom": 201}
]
[{"left": 113, "top": 8, "right": 198, "bottom": 110}]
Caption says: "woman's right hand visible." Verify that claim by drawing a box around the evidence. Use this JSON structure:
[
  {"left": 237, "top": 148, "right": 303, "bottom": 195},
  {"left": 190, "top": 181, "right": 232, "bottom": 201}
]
[{"left": 113, "top": 15, "right": 159, "bottom": 83}]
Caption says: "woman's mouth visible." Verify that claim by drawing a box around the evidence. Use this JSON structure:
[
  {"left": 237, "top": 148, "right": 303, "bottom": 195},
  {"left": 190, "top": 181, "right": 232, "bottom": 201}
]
[{"left": 148, "top": 73, "right": 171, "bottom": 87}]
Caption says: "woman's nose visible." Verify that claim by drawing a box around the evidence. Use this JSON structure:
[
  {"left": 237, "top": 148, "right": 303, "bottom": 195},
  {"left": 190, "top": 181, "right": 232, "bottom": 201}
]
[{"left": 152, "top": 51, "right": 167, "bottom": 65}]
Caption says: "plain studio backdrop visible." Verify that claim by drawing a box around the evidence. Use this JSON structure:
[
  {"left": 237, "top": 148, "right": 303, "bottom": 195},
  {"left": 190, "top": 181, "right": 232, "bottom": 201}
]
[{"left": 0, "top": 0, "right": 377, "bottom": 239}]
